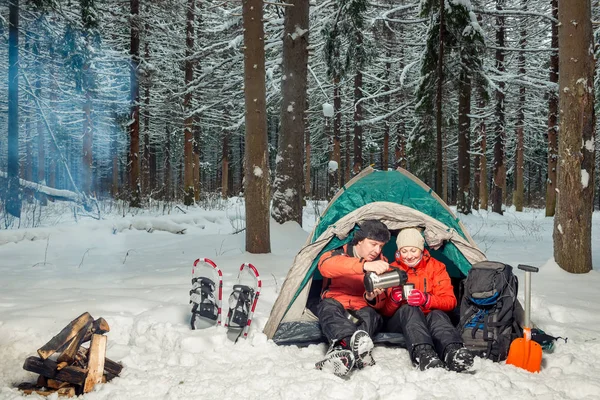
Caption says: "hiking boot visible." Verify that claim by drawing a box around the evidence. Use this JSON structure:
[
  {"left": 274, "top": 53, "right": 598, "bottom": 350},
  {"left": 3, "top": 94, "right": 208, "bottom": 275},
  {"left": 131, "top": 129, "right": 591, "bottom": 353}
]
[
  {"left": 413, "top": 344, "right": 444, "bottom": 371},
  {"left": 350, "top": 330, "right": 375, "bottom": 369},
  {"left": 315, "top": 340, "right": 355, "bottom": 377},
  {"left": 444, "top": 344, "right": 475, "bottom": 373}
]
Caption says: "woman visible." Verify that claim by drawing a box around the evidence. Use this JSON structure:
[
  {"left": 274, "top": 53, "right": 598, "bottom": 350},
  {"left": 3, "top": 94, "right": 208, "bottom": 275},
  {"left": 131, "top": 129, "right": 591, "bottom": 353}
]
[{"left": 381, "top": 227, "right": 474, "bottom": 372}]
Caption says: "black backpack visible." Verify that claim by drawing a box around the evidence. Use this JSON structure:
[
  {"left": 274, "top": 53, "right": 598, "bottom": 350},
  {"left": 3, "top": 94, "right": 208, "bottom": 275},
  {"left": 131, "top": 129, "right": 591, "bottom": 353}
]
[{"left": 458, "top": 261, "right": 523, "bottom": 362}]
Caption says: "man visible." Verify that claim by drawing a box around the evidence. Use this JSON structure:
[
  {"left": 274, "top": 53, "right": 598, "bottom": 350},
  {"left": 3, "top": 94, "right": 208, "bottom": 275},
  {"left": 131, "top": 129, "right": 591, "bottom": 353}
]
[{"left": 315, "top": 219, "right": 391, "bottom": 377}]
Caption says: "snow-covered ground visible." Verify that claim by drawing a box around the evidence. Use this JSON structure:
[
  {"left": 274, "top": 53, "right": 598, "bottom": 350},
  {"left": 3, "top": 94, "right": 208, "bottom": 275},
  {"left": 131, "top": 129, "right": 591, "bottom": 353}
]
[{"left": 0, "top": 200, "right": 599, "bottom": 400}]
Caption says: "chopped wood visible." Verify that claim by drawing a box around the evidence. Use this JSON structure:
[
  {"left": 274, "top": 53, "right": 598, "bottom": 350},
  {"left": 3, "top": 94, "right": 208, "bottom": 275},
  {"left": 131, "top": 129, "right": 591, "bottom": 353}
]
[
  {"left": 23, "top": 356, "right": 87, "bottom": 386},
  {"left": 18, "top": 382, "right": 76, "bottom": 397},
  {"left": 37, "top": 312, "right": 94, "bottom": 359},
  {"left": 83, "top": 334, "right": 107, "bottom": 393},
  {"left": 46, "top": 378, "right": 71, "bottom": 390},
  {"left": 58, "top": 319, "right": 93, "bottom": 364},
  {"left": 75, "top": 345, "right": 123, "bottom": 376},
  {"left": 56, "top": 361, "right": 69, "bottom": 371}
]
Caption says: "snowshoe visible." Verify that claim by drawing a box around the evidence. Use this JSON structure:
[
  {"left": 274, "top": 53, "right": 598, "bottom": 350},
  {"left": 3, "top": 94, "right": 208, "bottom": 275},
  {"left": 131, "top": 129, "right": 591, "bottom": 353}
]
[
  {"left": 190, "top": 258, "right": 223, "bottom": 330},
  {"left": 225, "top": 263, "right": 261, "bottom": 342}
]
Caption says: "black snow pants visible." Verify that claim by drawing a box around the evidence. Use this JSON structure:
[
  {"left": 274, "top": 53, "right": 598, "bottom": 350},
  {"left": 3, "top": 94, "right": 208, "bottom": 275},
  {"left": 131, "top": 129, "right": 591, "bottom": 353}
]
[
  {"left": 385, "top": 305, "right": 462, "bottom": 361},
  {"left": 317, "top": 298, "right": 383, "bottom": 343}
]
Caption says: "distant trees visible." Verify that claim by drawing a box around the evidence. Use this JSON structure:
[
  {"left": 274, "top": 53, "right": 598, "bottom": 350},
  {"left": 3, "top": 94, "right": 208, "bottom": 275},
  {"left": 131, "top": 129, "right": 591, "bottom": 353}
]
[{"left": 6, "top": 0, "right": 20, "bottom": 218}]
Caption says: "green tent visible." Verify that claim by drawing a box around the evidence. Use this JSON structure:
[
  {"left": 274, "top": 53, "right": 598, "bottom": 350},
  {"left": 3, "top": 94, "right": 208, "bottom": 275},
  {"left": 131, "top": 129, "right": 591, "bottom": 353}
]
[{"left": 263, "top": 167, "right": 486, "bottom": 346}]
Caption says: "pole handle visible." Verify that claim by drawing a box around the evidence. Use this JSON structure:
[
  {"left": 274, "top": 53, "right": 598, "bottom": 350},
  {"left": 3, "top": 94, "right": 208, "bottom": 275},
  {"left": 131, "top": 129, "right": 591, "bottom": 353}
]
[{"left": 518, "top": 264, "right": 539, "bottom": 273}]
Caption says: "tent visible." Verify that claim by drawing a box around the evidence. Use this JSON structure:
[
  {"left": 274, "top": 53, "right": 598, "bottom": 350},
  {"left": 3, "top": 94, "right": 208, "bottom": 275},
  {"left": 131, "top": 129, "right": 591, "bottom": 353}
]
[{"left": 263, "top": 167, "right": 487, "bottom": 346}]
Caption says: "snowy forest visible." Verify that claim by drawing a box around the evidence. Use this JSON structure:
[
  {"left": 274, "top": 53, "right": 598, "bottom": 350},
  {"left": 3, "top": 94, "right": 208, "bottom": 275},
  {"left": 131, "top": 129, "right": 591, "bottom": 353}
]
[{"left": 0, "top": 1, "right": 598, "bottom": 261}]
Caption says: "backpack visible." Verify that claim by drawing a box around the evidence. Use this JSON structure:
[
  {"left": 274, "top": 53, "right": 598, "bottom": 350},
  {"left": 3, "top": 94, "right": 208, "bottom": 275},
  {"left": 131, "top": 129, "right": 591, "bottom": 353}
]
[{"left": 458, "top": 261, "right": 523, "bottom": 362}]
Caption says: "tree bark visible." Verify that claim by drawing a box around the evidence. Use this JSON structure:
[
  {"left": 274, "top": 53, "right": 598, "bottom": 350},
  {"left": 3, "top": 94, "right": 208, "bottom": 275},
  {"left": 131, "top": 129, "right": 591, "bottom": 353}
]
[
  {"left": 492, "top": 0, "right": 506, "bottom": 215},
  {"left": 435, "top": 0, "right": 445, "bottom": 200},
  {"left": 545, "top": 0, "right": 559, "bottom": 216},
  {"left": 271, "top": 0, "right": 308, "bottom": 224},
  {"left": 353, "top": 68, "right": 363, "bottom": 175},
  {"left": 7, "top": 0, "right": 21, "bottom": 217},
  {"left": 243, "top": 0, "right": 270, "bottom": 253},
  {"left": 513, "top": 4, "right": 526, "bottom": 212},
  {"left": 553, "top": 0, "right": 595, "bottom": 273},
  {"left": 457, "top": 68, "right": 471, "bottom": 214},
  {"left": 183, "top": 0, "right": 195, "bottom": 205},
  {"left": 128, "top": 0, "right": 141, "bottom": 207}
]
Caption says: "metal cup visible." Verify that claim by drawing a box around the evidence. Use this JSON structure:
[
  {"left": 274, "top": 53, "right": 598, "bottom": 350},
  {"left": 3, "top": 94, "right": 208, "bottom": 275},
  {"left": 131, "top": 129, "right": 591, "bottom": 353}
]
[{"left": 402, "top": 283, "right": 415, "bottom": 300}]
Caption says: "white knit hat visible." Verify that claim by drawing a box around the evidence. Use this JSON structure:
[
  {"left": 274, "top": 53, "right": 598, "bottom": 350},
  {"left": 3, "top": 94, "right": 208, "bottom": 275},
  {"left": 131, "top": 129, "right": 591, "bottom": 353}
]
[{"left": 396, "top": 228, "right": 425, "bottom": 251}]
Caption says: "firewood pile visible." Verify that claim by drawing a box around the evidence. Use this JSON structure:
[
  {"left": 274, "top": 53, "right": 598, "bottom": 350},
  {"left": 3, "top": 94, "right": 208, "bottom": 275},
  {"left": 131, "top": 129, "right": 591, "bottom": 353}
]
[{"left": 17, "top": 312, "right": 122, "bottom": 397}]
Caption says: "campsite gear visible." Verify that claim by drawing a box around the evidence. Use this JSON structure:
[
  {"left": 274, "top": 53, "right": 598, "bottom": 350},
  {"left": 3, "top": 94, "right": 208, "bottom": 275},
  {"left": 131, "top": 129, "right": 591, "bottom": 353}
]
[
  {"left": 407, "top": 289, "right": 429, "bottom": 307},
  {"left": 315, "top": 340, "right": 355, "bottom": 377},
  {"left": 458, "top": 261, "right": 523, "bottom": 362},
  {"left": 350, "top": 330, "right": 376, "bottom": 369},
  {"left": 264, "top": 167, "right": 488, "bottom": 346},
  {"left": 531, "top": 328, "right": 567, "bottom": 352},
  {"left": 190, "top": 258, "right": 223, "bottom": 330},
  {"left": 413, "top": 344, "right": 444, "bottom": 371},
  {"left": 506, "top": 264, "right": 542, "bottom": 373},
  {"left": 363, "top": 269, "right": 407, "bottom": 292},
  {"left": 443, "top": 343, "right": 475, "bottom": 372},
  {"left": 225, "top": 263, "right": 261, "bottom": 342},
  {"left": 403, "top": 283, "right": 415, "bottom": 300}
]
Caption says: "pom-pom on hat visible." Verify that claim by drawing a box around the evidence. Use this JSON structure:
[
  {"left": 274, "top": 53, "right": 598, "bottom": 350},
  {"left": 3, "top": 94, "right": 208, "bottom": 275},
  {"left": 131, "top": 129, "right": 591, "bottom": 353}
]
[
  {"left": 396, "top": 228, "right": 425, "bottom": 251},
  {"left": 353, "top": 220, "right": 391, "bottom": 244}
]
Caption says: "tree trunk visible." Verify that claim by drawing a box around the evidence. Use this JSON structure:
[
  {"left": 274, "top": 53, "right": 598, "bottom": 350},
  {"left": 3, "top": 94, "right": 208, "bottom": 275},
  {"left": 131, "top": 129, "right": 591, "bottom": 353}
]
[
  {"left": 344, "top": 125, "right": 351, "bottom": 183},
  {"left": 128, "top": 0, "right": 141, "bottom": 207},
  {"left": 34, "top": 42, "right": 47, "bottom": 205},
  {"left": 111, "top": 112, "right": 119, "bottom": 198},
  {"left": 164, "top": 122, "right": 172, "bottom": 201},
  {"left": 553, "top": 0, "right": 595, "bottom": 273},
  {"left": 332, "top": 78, "right": 341, "bottom": 187},
  {"left": 183, "top": 0, "right": 195, "bottom": 205},
  {"left": 353, "top": 68, "right": 363, "bottom": 175},
  {"left": 457, "top": 68, "right": 471, "bottom": 214},
  {"left": 492, "top": 0, "right": 505, "bottom": 215},
  {"left": 271, "top": 0, "right": 309, "bottom": 224},
  {"left": 142, "top": 29, "right": 151, "bottom": 198},
  {"left": 304, "top": 99, "right": 311, "bottom": 196},
  {"left": 477, "top": 85, "right": 488, "bottom": 210},
  {"left": 243, "top": 0, "right": 271, "bottom": 253},
  {"left": 221, "top": 131, "right": 229, "bottom": 199},
  {"left": 7, "top": 0, "right": 21, "bottom": 217},
  {"left": 193, "top": 119, "right": 201, "bottom": 202},
  {"left": 545, "top": 0, "right": 559, "bottom": 216},
  {"left": 82, "top": 93, "right": 92, "bottom": 195},
  {"left": 435, "top": 0, "right": 445, "bottom": 200},
  {"left": 513, "top": 5, "right": 527, "bottom": 212}
]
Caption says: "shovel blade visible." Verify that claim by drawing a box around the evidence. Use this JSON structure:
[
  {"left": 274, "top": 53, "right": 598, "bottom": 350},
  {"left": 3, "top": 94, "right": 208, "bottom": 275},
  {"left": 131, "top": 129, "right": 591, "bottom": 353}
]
[{"left": 506, "top": 337, "right": 543, "bottom": 373}]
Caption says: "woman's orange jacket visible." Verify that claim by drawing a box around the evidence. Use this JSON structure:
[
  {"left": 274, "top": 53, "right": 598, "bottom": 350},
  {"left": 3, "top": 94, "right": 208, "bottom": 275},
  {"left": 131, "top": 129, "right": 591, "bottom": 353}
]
[
  {"left": 318, "top": 243, "right": 388, "bottom": 311},
  {"left": 380, "top": 249, "right": 457, "bottom": 318}
]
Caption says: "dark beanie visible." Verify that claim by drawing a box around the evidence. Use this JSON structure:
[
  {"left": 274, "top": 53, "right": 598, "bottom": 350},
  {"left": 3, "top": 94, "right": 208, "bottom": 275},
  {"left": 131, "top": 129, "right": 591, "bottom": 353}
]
[{"left": 353, "top": 220, "right": 390, "bottom": 244}]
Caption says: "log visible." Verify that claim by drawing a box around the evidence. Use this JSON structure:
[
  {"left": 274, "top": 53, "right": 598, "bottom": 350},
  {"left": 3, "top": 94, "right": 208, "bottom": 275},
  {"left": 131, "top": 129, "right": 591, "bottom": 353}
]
[
  {"left": 83, "top": 334, "right": 107, "bottom": 393},
  {"left": 57, "top": 319, "right": 93, "bottom": 364},
  {"left": 18, "top": 382, "right": 75, "bottom": 397},
  {"left": 37, "top": 312, "right": 94, "bottom": 359},
  {"left": 76, "top": 346, "right": 123, "bottom": 376},
  {"left": 23, "top": 356, "right": 87, "bottom": 385}
]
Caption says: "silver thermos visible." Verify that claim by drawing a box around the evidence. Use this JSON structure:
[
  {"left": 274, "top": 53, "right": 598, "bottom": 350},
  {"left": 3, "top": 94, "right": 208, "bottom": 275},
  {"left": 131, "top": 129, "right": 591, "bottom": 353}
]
[{"left": 364, "top": 269, "right": 408, "bottom": 292}]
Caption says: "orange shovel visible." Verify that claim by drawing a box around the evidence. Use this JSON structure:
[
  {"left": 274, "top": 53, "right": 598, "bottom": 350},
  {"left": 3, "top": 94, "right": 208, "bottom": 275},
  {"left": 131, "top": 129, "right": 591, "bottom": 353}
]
[{"left": 506, "top": 264, "right": 542, "bottom": 372}]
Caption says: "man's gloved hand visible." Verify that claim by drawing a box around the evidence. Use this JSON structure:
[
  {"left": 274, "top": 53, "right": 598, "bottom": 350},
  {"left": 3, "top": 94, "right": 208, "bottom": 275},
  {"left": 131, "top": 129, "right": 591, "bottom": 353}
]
[
  {"left": 390, "top": 286, "right": 403, "bottom": 304},
  {"left": 407, "top": 289, "right": 429, "bottom": 307}
]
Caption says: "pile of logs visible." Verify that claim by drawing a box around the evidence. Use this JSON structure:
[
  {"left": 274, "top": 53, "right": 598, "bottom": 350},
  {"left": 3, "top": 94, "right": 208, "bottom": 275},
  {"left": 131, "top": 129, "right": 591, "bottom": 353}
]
[{"left": 18, "top": 312, "right": 122, "bottom": 397}]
